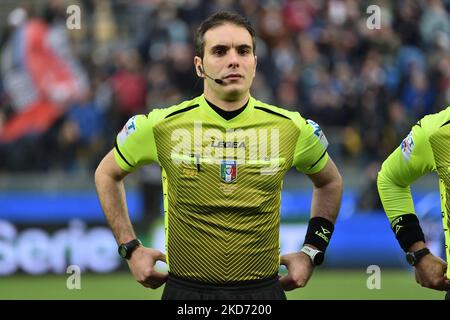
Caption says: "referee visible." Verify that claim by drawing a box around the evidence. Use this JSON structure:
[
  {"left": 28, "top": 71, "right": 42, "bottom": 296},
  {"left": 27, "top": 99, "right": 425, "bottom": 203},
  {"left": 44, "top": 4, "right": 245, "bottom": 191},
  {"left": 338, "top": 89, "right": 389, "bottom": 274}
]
[
  {"left": 95, "top": 11, "right": 343, "bottom": 300},
  {"left": 378, "top": 106, "right": 450, "bottom": 298}
]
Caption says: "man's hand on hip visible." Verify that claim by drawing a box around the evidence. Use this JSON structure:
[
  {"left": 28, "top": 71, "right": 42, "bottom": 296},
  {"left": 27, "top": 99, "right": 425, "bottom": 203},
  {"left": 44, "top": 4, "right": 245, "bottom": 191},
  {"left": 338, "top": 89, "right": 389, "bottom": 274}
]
[
  {"left": 414, "top": 253, "right": 450, "bottom": 291},
  {"left": 127, "top": 246, "right": 168, "bottom": 289},
  {"left": 279, "top": 252, "right": 314, "bottom": 291}
]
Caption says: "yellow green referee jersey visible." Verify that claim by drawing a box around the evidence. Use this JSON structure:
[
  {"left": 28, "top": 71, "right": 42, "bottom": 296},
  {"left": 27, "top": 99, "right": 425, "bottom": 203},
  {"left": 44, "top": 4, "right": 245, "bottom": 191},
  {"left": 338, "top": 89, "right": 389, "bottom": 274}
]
[
  {"left": 114, "top": 94, "right": 329, "bottom": 283},
  {"left": 378, "top": 106, "right": 450, "bottom": 276}
]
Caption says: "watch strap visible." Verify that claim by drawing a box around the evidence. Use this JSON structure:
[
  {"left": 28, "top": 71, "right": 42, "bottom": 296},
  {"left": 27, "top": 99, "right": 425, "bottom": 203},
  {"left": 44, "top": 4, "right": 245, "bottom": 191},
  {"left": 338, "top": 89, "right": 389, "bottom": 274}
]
[
  {"left": 301, "top": 245, "right": 324, "bottom": 266},
  {"left": 407, "top": 248, "right": 430, "bottom": 266},
  {"left": 119, "top": 238, "right": 142, "bottom": 259}
]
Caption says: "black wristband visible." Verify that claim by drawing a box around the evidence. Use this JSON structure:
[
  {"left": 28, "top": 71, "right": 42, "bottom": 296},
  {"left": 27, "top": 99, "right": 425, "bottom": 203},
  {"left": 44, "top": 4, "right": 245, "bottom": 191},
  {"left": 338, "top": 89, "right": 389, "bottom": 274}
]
[
  {"left": 303, "top": 217, "right": 335, "bottom": 253},
  {"left": 391, "top": 214, "right": 425, "bottom": 252}
]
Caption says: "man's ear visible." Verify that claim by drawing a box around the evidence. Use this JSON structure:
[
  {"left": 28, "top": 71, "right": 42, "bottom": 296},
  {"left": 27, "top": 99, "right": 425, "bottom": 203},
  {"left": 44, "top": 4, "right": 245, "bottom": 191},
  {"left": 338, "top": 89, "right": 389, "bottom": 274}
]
[
  {"left": 253, "top": 55, "right": 258, "bottom": 78},
  {"left": 194, "top": 56, "right": 203, "bottom": 77}
]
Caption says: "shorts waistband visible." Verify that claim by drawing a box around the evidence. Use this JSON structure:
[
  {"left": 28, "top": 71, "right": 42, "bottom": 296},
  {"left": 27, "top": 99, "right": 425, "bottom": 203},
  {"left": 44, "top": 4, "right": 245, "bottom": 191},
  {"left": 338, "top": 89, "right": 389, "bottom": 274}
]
[{"left": 167, "top": 273, "right": 279, "bottom": 291}]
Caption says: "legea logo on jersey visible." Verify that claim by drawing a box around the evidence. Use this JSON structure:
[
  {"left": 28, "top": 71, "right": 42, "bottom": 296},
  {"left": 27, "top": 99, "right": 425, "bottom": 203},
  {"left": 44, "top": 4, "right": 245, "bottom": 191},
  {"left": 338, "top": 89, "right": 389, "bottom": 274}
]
[
  {"left": 220, "top": 160, "right": 237, "bottom": 183},
  {"left": 401, "top": 130, "right": 414, "bottom": 161},
  {"left": 170, "top": 121, "right": 281, "bottom": 173},
  {"left": 118, "top": 116, "right": 137, "bottom": 146}
]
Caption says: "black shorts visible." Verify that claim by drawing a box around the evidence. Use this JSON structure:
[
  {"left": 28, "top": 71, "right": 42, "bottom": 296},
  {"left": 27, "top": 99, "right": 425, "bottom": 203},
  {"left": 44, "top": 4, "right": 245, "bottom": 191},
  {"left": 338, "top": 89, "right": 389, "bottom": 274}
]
[{"left": 161, "top": 274, "right": 287, "bottom": 300}]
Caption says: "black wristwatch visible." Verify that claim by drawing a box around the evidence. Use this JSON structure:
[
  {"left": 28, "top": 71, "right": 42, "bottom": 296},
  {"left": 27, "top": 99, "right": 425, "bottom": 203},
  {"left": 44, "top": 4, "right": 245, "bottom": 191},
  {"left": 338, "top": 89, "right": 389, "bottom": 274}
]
[
  {"left": 301, "top": 245, "right": 325, "bottom": 266},
  {"left": 406, "top": 248, "right": 430, "bottom": 266},
  {"left": 118, "top": 239, "right": 142, "bottom": 260}
]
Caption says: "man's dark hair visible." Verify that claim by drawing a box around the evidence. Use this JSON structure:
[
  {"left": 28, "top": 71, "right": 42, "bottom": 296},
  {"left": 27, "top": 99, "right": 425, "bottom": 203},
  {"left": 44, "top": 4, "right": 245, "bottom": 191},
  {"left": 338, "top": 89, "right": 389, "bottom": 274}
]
[{"left": 195, "top": 11, "right": 256, "bottom": 58}]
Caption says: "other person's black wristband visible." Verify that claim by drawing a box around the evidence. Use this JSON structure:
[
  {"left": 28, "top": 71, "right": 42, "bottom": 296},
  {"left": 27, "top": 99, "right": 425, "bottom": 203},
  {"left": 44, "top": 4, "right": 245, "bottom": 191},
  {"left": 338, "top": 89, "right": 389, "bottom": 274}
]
[
  {"left": 303, "top": 217, "right": 335, "bottom": 253},
  {"left": 391, "top": 214, "right": 425, "bottom": 252}
]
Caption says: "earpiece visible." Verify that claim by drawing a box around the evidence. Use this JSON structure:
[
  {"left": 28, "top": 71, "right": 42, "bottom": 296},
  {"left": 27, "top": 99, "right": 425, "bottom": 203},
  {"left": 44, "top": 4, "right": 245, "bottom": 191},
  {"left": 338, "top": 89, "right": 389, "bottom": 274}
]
[{"left": 196, "top": 65, "right": 224, "bottom": 85}]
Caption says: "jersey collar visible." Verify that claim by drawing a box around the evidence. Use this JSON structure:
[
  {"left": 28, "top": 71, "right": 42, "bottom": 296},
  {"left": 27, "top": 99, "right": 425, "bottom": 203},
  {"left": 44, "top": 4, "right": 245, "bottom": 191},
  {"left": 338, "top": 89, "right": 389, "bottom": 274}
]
[{"left": 198, "top": 94, "right": 255, "bottom": 127}]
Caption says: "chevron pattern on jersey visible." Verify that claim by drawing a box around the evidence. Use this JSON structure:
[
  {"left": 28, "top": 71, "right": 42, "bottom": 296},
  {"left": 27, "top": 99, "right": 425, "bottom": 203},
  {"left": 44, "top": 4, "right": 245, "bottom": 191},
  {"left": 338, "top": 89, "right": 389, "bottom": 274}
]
[
  {"left": 154, "top": 107, "right": 299, "bottom": 283},
  {"left": 429, "top": 125, "right": 450, "bottom": 261},
  {"left": 429, "top": 126, "right": 450, "bottom": 221}
]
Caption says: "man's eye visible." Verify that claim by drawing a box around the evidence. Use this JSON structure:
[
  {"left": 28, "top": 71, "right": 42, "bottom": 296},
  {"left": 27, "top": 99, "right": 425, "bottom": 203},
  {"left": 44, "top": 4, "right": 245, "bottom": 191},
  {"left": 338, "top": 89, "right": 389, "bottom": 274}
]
[
  {"left": 214, "top": 50, "right": 225, "bottom": 56},
  {"left": 239, "top": 49, "right": 250, "bottom": 55}
]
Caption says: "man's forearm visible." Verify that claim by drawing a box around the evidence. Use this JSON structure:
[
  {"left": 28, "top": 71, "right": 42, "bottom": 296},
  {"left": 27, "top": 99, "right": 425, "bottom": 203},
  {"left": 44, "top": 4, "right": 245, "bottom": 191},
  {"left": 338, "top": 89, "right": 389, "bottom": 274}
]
[
  {"left": 310, "top": 178, "right": 342, "bottom": 224},
  {"left": 95, "top": 171, "right": 136, "bottom": 244},
  {"left": 302, "top": 166, "right": 342, "bottom": 253}
]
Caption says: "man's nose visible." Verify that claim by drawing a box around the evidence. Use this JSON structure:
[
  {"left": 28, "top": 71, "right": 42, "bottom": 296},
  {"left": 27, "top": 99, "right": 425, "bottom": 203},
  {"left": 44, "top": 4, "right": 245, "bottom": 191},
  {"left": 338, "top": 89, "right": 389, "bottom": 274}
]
[{"left": 227, "top": 50, "right": 240, "bottom": 68}]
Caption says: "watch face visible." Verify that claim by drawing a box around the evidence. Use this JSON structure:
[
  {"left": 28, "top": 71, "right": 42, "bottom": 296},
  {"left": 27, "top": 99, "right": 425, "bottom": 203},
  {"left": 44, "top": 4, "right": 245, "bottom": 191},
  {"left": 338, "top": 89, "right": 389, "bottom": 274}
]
[
  {"left": 314, "top": 251, "right": 325, "bottom": 266},
  {"left": 406, "top": 252, "right": 415, "bottom": 266},
  {"left": 118, "top": 245, "right": 127, "bottom": 258}
]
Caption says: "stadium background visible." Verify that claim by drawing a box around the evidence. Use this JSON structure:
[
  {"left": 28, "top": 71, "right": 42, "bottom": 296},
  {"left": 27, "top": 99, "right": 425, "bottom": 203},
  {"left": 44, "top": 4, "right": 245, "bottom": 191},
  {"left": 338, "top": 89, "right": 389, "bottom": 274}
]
[{"left": 0, "top": 0, "right": 449, "bottom": 299}]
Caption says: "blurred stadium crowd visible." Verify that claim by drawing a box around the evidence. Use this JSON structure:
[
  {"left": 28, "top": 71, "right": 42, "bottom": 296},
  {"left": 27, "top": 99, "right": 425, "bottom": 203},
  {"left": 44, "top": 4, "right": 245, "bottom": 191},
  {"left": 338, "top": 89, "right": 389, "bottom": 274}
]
[{"left": 0, "top": 0, "right": 449, "bottom": 181}]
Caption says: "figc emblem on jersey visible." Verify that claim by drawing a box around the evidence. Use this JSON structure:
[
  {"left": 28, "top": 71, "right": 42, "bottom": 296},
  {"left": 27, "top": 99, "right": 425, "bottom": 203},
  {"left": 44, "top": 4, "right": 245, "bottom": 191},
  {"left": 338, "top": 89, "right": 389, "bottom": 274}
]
[
  {"left": 118, "top": 116, "right": 137, "bottom": 146},
  {"left": 307, "top": 119, "right": 328, "bottom": 149},
  {"left": 401, "top": 130, "right": 414, "bottom": 161},
  {"left": 220, "top": 160, "right": 237, "bottom": 183}
]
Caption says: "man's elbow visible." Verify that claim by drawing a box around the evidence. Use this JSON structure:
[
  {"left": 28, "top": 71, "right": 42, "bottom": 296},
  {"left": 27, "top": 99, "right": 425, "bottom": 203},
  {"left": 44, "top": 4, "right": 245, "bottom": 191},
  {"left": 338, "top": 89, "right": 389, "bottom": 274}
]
[
  {"left": 326, "top": 161, "right": 343, "bottom": 192},
  {"left": 94, "top": 155, "right": 112, "bottom": 186},
  {"left": 316, "top": 169, "right": 343, "bottom": 195},
  {"left": 95, "top": 152, "right": 129, "bottom": 184},
  {"left": 94, "top": 162, "right": 105, "bottom": 188},
  {"left": 332, "top": 170, "right": 343, "bottom": 194}
]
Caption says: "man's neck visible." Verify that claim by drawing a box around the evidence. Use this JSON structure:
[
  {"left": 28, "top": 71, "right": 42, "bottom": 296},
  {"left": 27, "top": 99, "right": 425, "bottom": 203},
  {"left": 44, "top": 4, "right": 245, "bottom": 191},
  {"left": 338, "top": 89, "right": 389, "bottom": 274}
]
[
  {"left": 205, "top": 98, "right": 248, "bottom": 120},
  {"left": 204, "top": 91, "right": 250, "bottom": 112}
]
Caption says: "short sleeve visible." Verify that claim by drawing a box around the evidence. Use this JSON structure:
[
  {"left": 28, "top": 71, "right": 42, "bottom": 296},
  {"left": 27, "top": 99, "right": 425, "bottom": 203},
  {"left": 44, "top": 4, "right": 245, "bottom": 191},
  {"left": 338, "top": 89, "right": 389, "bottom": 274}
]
[
  {"left": 381, "top": 123, "right": 435, "bottom": 187},
  {"left": 292, "top": 116, "right": 329, "bottom": 174},
  {"left": 113, "top": 112, "right": 160, "bottom": 172},
  {"left": 377, "top": 119, "right": 436, "bottom": 221}
]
